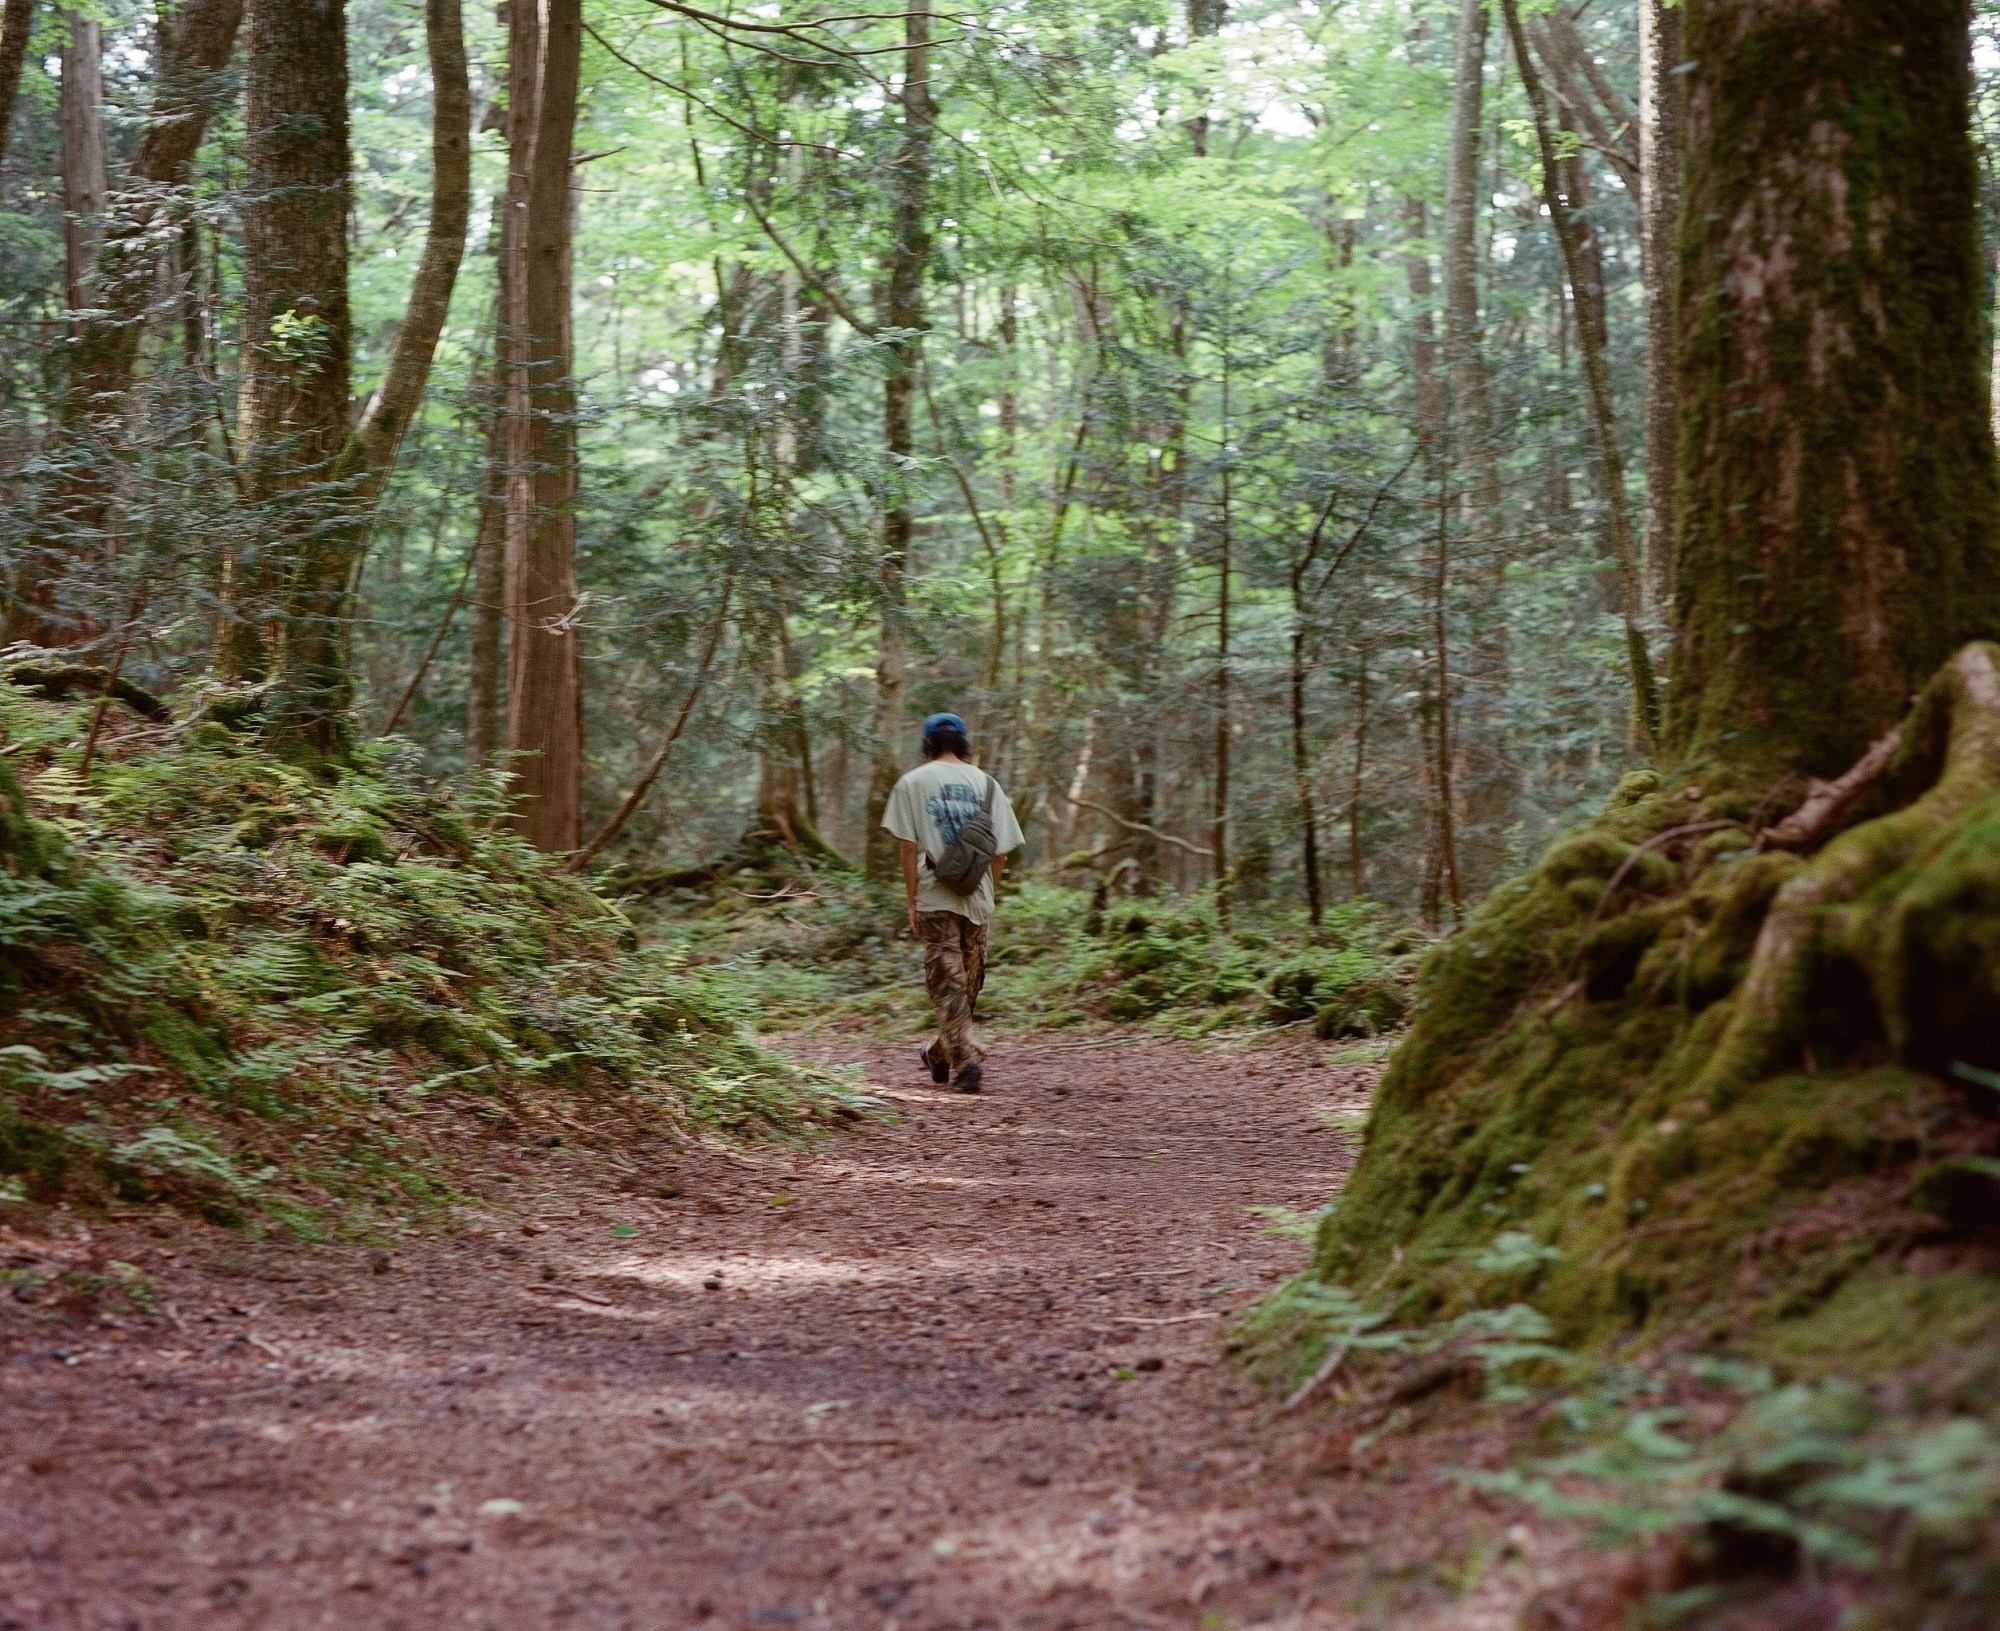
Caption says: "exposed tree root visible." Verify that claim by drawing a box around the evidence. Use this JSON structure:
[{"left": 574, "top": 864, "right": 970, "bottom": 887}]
[
  {"left": 1699, "top": 642, "right": 2000, "bottom": 1097},
  {"left": 1316, "top": 642, "right": 2000, "bottom": 1355}
]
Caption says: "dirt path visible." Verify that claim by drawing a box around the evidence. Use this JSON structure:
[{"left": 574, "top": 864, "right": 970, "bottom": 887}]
[{"left": 1, "top": 1037, "right": 1551, "bottom": 1630}]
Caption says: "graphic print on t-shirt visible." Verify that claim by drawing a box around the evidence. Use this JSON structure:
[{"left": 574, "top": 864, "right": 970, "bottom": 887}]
[{"left": 926, "top": 779, "right": 985, "bottom": 849}]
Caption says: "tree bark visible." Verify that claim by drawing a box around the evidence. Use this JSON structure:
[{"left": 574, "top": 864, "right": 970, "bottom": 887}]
[
  {"left": 1290, "top": 556, "right": 1323, "bottom": 926},
  {"left": 1442, "top": 0, "right": 1515, "bottom": 893},
  {"left": 1431, "top": 469, "right": 1464, "bottom": 924},
  {"left": 0, "top": 0, "right": 34, "bottom": 178},
  {"left": 1442, "top": 0, "right": 1500, "bottom": 515},
  {"left": 1667, "top": 0, "right": 2000, "bottom": 787},
  {"left": 863, "top": 0, "right": 932, "bottom": 881},
  {"left": 227, "top": 0, "right": 351, "bottom": 689},
  {"left": 1348, "top": 647, "right": 1369, "bottom": 898},
  {"left": 466, "top": 286, "right": 508, "bottom": 771},
  {"left": 60, "top": 11, "right": 107, "bottom": 315},
  {"left": 271, "top": 0, "right": 467, "bottom": 748},
  {"left": 1209, "top": 295, "right": 1236, "bottom": 917},
  {"left": 503, "top": 0, "right": 585, "bottom": 851},
  {"left": 1639, "top": 0, "right": 1684, "bottom": 610}
]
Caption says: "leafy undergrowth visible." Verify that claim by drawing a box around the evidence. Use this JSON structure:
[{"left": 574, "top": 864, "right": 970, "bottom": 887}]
[
  {"left": 1248, "top": 648, "right": 2000, "bottom": 1629},
  {"left": 0, "top": 684, "right": 865, "bottom": 1238},
  {"left": 639, "top": 865, "right": 1421, "bottom": 1045}
]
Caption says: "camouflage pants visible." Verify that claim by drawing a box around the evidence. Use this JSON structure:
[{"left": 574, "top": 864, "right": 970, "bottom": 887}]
[{"left": 915, "top": 910, "right": 988, "bottom": 1074}]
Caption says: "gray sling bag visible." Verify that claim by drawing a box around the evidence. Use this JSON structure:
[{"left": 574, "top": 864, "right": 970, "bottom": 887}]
[{"left": 930, "top": 774, "right": 999, "bottom": 897}]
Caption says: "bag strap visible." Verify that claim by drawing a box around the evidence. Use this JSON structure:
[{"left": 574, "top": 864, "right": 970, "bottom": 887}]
[{"left": 980, "top": 773, "right": 996, "bottom": 816}]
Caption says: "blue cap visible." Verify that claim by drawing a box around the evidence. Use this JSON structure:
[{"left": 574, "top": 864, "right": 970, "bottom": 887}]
[{"left": 922, "top": 712, "right": 968, "bottom": 741}]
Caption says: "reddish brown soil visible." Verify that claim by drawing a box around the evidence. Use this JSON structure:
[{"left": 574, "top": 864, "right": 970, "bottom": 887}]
[{"left": 1, "top": 1037, "right": 1572, "bottom": 1630}]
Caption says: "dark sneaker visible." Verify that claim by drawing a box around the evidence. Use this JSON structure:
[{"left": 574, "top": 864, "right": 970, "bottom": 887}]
[
  {"left": 953, "top": 1063, "right": 983, "bottom": 1095},
  {"left": 920, "top": 1044, "right": 949, "bottom": 1085}
]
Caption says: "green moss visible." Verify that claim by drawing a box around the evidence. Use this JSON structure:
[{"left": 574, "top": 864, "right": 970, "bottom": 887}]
[
  {"left": 1757, "top": 1266, "right": 2000, "bottom": 1383},
  {"left": 1317, "top": 659, "right": 2000, "bottom": 1351}
]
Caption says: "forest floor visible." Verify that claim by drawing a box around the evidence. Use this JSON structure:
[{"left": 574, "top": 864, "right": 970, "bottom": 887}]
[{"left": 0, "top": 1034, "right": 1577, "bottom": 1631}]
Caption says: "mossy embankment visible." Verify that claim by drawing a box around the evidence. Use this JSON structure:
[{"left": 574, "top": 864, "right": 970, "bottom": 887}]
[
  {"left": 1280, "top": 645, "right": 2000, "bottom": 1625},
  {"left": 0, "top": 680, "right": 863, "bottom": 1235}
]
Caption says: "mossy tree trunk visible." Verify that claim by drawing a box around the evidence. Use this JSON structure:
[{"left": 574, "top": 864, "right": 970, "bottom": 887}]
[
  {"left": 502, "top": 0, "right": 585, "bottom": 850},
  {"left": 1667, "top": 0, "right": 2000, "bottom": 788},
  {"left": 226, "top": 0, "right": 351, "bottom": 691},
  {"left": 862, "top": 0, "right": 932, "bottom": 883}
]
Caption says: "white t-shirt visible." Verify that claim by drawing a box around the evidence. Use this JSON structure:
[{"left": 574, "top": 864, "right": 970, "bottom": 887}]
[{"left": 881, "top": 759, "right": 1026, "bottom": 925}]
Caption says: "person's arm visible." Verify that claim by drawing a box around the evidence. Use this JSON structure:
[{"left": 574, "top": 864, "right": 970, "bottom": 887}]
[
  {"left": 990, "top": 852, "right": 1005, "bottom": 892},
  {"left": 901, "top": 839, "right": 922, "bottom": 936}
]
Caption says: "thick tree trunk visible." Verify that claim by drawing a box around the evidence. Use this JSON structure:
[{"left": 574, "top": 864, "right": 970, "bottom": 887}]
[
  {"left": 273, "top": 0, "right": 467, "bottom": 748},
  {"left": 1667, "top": 0, "right": 2000, "bottom": 786},
  {"left": 503, "top": 0, "right": 584, "bottom": 851},
  {"left": 863, "top": 0, "right": 932, "bottom": 882},
  {"left": 1638, "top": 0, "right": 1684, "bottom": 609},
  {"left": 227, "top": 0, "right": 351, "bottom": 690},
  {"left": 60, "top": 11, "right": 107, "bottom": 315},
  {"left": 0, "top": 0, "right": 34, "bottom": 177}
]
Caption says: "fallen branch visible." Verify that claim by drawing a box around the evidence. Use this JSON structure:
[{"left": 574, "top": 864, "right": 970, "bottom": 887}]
[
  {"left": 6, "top": 661, "right": 169, "bottom": 722},
  {"left": 1762, "top": 724, "right": 1904, "bottom": 850},
  {"left": 1055, "top": 793, "right": 1214, "bottom": 858}
]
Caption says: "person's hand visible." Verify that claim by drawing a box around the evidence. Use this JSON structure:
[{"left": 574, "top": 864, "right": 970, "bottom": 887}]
[{"left": 908, "top": 903, "right": 920, "bottom": 938}]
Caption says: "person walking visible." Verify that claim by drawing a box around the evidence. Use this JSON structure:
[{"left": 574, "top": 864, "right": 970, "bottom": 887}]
[{"left": 881, "top": 713, "right": 1025, "bottom": 1093}]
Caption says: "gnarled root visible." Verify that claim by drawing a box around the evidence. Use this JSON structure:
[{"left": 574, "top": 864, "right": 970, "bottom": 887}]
[{"left": 1695, "top": 641, "right": 2000, "bottom": 1099}]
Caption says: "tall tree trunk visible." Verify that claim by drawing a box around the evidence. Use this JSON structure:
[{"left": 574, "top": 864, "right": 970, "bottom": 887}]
[
  {"left": 272, "top": 0, "right": 467, "bottom": 747},
  {"left": 1441, "top": 0, "right": 1515, "bottom": 894},
  {"left": 1431, "top": 468, "right": 1464, "bottom": 924},
  {"left": 1212, "top": 320, "right": 1232, "bottom": 917},
  {"left": 60, "top": 11, "right": 107, "bottom": 315},
  {"left": 1442, "top": 0, "right": 1500, "bottom": 515},
  {"left": 1639, "top": 0, "right": 1684, "bottom": 609},
  {"left": 863, "top": 0, "right": 932, "bottom": 881},
  {"left": 68, "top": 0, "right": 243, "bottom": 421},
  {"left": 1289, "top": 559, "right": 1323, "bottom": 925},
  {"left": 227, "top": 0, "right": 351, "bottom": 688},
  {"left": 335, "top": 0, "right": 469, "bottom": 495},
  {"left": 466, "top": 281, "right": 508, "bottom": 770},
  {"left": 1504, "top": 0, "right": 1660, "bottom": 757},
  {"left": 0, "top": 0, "right": 34, "bottom": 177},
  {"left": 503, "top": 0, "right": 584, "bottom": 851},
  {"left": 1667, "top": 0, "right": 2000, "bottom": 785},
  {"left": 1402, "top": 198, "right": 1444, "bottom": 467},
  {"left": 1347, "top": 647, "right": 1369, "bottom": 898}
]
